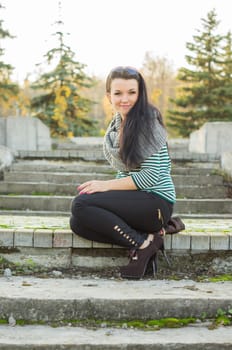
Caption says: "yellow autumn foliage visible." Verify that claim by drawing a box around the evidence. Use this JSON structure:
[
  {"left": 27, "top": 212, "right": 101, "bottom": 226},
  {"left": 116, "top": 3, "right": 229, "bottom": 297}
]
[
  {"left": 0, "top": 88, "right": 30, "bottom": 117},
  {"left": 102, "top": 95, "right": 113, "bottom": 127},
  {"left": 52, "top": 85, "right": 71, "bottom": 130},
  {"left": 151, "top": 88, "right": 162, "bottom": 105}
]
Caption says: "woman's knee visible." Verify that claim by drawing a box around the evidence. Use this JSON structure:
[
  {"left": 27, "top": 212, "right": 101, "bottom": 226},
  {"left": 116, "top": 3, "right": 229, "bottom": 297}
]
[
  {"left": 69, "top": 215, "right": 78, "bottom": 234},
  {"left": 71, "top": 194, "right": 90, "bottom": 215}
]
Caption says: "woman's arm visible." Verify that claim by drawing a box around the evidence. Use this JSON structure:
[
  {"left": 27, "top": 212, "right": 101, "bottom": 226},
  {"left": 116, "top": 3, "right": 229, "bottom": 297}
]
[
  {"left": 78, "top": 146, "right": 168, "bottom": 194},
  {"left": 77, "top": 176, "right": 137, "bottom": 194}
]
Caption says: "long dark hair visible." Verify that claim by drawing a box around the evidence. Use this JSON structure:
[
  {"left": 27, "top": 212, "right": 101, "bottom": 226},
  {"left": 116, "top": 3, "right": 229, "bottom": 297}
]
[{"left": 106, "top": 66, "right": 164, "bottom": 169}]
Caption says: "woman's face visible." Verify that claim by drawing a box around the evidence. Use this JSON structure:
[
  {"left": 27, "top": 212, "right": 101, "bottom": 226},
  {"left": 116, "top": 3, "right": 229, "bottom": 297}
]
[{"left": 107, "top": 78, "right": 139, "bottom": 119}]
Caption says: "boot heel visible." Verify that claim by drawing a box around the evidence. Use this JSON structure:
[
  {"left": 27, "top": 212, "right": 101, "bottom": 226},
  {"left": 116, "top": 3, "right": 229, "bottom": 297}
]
[
  {"left": 160, "top": 246, "right": 171, "bottom": 267},
  {"left": 151, "top": 254, "right": 158, "bottom": 277}
]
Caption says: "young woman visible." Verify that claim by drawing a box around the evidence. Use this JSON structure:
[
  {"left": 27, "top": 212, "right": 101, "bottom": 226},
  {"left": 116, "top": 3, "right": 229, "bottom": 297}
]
[{"left": 70, "top": 66, "right": 176, "bottom": 279}]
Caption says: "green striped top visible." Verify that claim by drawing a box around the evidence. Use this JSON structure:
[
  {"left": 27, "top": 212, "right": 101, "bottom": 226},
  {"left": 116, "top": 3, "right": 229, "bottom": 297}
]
[{"left": 116, "top": 144, "right": 176, "bottom": 203}]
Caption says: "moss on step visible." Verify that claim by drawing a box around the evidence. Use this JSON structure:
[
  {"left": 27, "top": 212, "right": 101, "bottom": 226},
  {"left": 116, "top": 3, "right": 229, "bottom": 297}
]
[
  {"left": 0, "top": 317, "right": 197, "bottom": 329},
  {"left": 207, "top": 274, "right": 232, "bottom": 282},
  {"left": 0, "top": 312, "right": 231, "bottom": 329}
]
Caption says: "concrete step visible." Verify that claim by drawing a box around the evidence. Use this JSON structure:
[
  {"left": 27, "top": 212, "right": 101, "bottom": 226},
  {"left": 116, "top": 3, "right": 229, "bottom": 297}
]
[
  {"left": 0, "top": 276, "right": 232, "bottom": 322},
  {"left": 16, "top": 149, "right": 106, "bottom": 161},
  {"left": 0, "top": 182, "right": 78, "bottom": 195},
  {"left": 0, "top": 324, "right": 232, "bottom": 349},
  {"left": 176, "top": 198, "right": 232, "bottom": 214},
  {"left": 176, "top": 185, "right": 228, "bottom": 199},
  {"left": 12, "top": 160, "right": 218, "bottom": 176},
  {"left": 4, "top": 171, "right": 114, "bottom": 184},
  {"left": 0, "top": 215, "right": 232, "bottom": 271},
  {"left": 1, "top": 215, "right": 232, "bottom": 230},
  {"left": 1, "top": 209, "right": 232, "bottom": 219},
  {"left": 11, "top": 160, "right": 114, "bottom": 174},
  {"left": 0, "top": 325, "right": 232, "bottom": 350},
  {"left": 3, "top": 171, "right": 224, "bottom": 186},
  {"left": 1, "top": 209, "right": 229, "bottom": 220},
  {"left": 16, "top": 149, "right": 220, "bottom": 163},
  {"left": 171, "top": 167, "right": 220, "bottom": 175},
  {"left": 0, "top": 195, "right": 231, "bottom": 214},
  {"left": 0, "top": 182, "right": 228, "bottom": 198}
]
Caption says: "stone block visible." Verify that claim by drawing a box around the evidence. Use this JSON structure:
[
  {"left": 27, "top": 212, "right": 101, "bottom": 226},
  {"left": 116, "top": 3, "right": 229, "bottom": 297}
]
[
  {"left": 191, "top": 233, "right": 210, "bottom": 251},
  {"left": 14, "top": 229, "right": 34, "bottom": 247},
  {"left": 2, "top": 247, "right": 71, "bottom": 268},
  {"left": 0, "top": 229, "right": 14, "bottom": 246},
  {"left": 92, "top": 241, "right": 112, "bottom": 248},
  {"left": 72, "top": 255, "right": 127, "bottom": 268},
  {"left": 53, "top": 230, "right": 73, "bottom": 248},
  {"left": 73, "top": 234, "right": 92, "bottom": 248},
  {"left": 172, "top": 233, "right": 191, "bottom": 250},
  {"left": 189, "top": 122, "right": 232, "bottom": 155},
  {"left": 0, "top": 116, "right": 51, "bottom": 151},
  {"left": 34, "top": 229, "right": 53, "bottom": 248},
  {"left": 210, "top": 234, "right": 229, "bottom": 250}
]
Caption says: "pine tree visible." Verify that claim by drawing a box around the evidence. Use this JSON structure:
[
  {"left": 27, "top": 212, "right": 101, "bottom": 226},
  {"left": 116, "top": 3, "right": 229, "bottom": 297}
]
[
  {"left": 212, "top": 31, "right": 232, "bottom": 120},
  {"left": 31, "top": 21, "right": 97, "bottom": 137},
  {"left": 0, "top": 4, "right": 18, "bottom": 113},
  {"left": 167, "top": 9, "right": 231, "bottom": 137}
]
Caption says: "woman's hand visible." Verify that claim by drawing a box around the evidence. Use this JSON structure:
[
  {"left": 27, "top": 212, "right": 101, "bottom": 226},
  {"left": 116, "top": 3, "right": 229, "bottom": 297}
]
[
  {"left": 77, "top": 180, "right": 109, "bottom": 194},
  {"left": 77, "top": 176, "right": 137, "bottom": 194}
]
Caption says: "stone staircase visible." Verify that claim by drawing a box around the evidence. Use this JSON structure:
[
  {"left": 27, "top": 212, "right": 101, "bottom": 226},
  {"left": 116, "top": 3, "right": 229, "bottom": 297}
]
[
  {"left": 0, "top": 145, "right": 232, "bottom": 263},
  {"left": 0, "top": 146, "right": 231, "bottom": 217},
  {"left": 0, "top": 140, "right": 232, "bottom": 349}
]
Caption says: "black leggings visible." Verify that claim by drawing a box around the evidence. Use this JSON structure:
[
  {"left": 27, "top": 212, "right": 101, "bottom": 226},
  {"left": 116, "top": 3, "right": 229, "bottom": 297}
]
[{"left": 70, "top": 190, "right": 173, "bottom": 249}]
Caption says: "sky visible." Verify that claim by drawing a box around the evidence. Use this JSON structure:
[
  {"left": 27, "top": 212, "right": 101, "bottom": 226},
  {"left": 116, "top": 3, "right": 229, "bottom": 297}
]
[{"left": 1, "top": 0, "right": 232, "bottom": 84}]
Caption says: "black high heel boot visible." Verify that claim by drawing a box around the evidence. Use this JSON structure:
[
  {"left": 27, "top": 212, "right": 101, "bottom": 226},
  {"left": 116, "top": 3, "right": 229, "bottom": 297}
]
[{"left": 120, "top": 232, "right": 164, "bottom": 279}]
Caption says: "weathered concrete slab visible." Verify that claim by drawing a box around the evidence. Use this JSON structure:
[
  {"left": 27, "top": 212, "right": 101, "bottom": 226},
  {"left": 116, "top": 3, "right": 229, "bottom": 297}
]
[
  {"left": 0, "top": 277, "right": 232, "bottom": 321},
  {"left": 0, "top": 324, "right": 232, "bottom": 349}
]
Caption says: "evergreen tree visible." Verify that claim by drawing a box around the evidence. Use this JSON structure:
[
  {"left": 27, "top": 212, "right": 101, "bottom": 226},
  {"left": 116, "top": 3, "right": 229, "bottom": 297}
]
[
  {"left": 212, "top": 31, "right": 232, "bottom": 120},
  {"left": 31, "top": 21, "right": 97, "bottom": 137},
  {"left": 167, "top": 9, "right": 231, "bottom": 137},
  {"left": 0, "top": 4, "right": 18, "bottom": 112}
]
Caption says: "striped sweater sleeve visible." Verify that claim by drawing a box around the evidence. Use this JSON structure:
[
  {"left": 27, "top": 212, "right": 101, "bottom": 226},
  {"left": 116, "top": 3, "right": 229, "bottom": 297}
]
[
  {"left": 116, "top": 144, "right": 176, "bottom": 203},
  {"left": 130, "top": 152, "right": 161, "bottom": 189}
]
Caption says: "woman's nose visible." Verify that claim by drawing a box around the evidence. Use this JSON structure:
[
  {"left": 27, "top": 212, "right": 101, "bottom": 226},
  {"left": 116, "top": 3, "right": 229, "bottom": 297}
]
[{"left": 121, "top": 94, "right": 129, "bottom": 102}]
